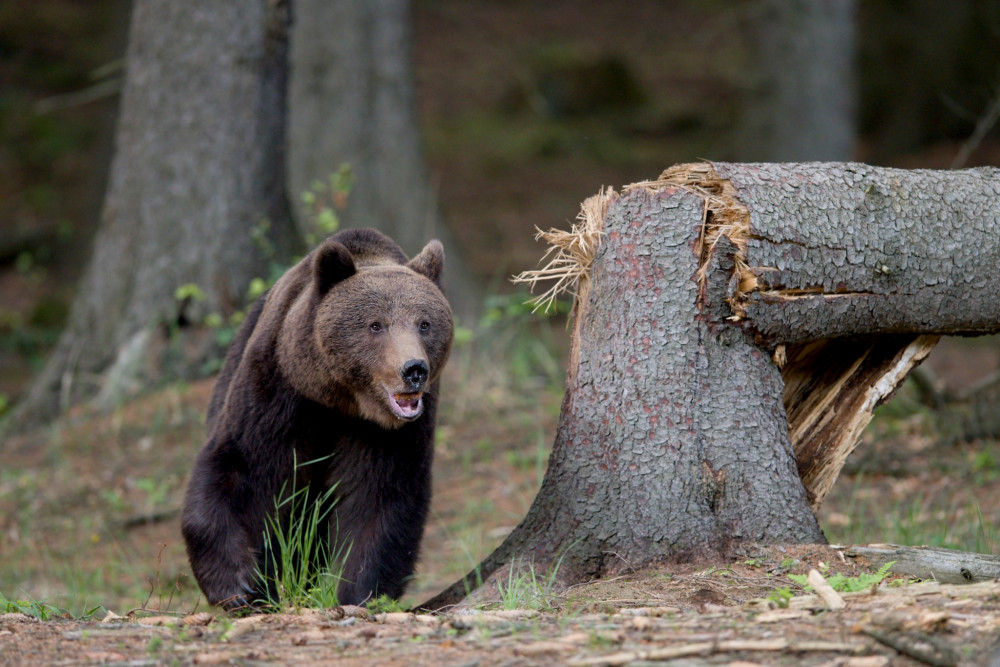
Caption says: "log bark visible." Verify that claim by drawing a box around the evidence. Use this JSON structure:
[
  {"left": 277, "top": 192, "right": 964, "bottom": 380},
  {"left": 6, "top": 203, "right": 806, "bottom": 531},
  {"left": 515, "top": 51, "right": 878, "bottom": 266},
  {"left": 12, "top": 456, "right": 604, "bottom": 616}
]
[
  {"left": 424, "top": 161, "right": 1000, "bottom": 609},
  {"left": 846, "top": 544, "right": 1000, "bottom": 585}
]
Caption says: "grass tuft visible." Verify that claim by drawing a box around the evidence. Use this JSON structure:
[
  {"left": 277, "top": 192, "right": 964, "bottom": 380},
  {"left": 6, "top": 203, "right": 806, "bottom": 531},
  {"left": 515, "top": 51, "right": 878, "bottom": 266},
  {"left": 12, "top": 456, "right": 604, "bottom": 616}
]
[{"left": 256, "top": 455, "right": 350, "bottom": 611}]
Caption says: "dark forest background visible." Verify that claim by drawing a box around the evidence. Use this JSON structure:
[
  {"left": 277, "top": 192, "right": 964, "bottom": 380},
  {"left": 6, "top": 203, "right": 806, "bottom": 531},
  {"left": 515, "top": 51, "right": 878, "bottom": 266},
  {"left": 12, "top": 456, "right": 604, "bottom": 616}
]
[{"left": 2, "top": 1, "right": 999, "bottom": 411}]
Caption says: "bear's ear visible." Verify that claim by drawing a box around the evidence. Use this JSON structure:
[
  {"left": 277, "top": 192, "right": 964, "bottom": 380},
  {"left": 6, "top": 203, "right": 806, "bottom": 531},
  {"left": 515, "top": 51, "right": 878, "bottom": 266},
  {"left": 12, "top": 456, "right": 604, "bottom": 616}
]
[
  {"left": 312, "top": 240, "right": 356, "bottom": 294},
  {"left": 407, "top": 239, "right": 445, "bottom": 286}
]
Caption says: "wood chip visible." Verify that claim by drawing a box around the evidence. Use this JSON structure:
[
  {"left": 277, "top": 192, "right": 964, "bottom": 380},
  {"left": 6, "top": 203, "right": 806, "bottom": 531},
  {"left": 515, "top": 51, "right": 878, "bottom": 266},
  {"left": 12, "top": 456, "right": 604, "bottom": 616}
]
[
  {"left": 568, "top": 638, "right": 865, "bottom": 666},
  {"left": 182, "top": 612, "right": 214, "bottom": 626},
  {"left": 841, "top": 658, "right": 891, "bottom": 667},
  {"left": 630, "top": 615, "right": 652, "bottom": 630},
  {"left": 413, "top": 614, "right": 440, "bottom": 625},
  {"left": 377, "top": 612, "right": 413, "bottom": 624},
  {"left": 513, "top": 640, "right": 577, "bottom": 656},
  {"left": 339, "top": 605, "right": 372, "bottom": 620},
  {"left": 137, "top": 615, "right": 181, "bottom": 626},
  {"left": 808, "top": 569, "right": 846, "bottom": 610},
  {"left": 755, "top": 609, "right": 811, "bottom": 623},
  {"left": 100, "top": 610, "right": 124, "bottom": 624},
  {"left": 192, "top": 651, "right": 243, "bottom": 664},
  {"left": 221, "top": 614, "right": 267, "bottom": 641}
]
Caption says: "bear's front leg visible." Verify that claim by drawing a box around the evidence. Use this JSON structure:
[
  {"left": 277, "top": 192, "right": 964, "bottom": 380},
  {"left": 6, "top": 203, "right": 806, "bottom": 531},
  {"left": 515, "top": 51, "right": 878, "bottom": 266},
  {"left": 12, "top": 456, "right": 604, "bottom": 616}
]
[
  {"left": 181, "top": 438, "right": 279, "bottom": 610},
  {"left": 333, "top": 488, "right": 429, "bottom": 605}
]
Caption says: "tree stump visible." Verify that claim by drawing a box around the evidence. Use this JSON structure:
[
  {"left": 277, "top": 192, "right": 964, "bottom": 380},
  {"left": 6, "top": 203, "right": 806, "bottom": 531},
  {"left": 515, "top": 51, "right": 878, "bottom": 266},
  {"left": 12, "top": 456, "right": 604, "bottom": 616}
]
[{"left": 424, "top": 162, "right": 1000, "bottom": 609}]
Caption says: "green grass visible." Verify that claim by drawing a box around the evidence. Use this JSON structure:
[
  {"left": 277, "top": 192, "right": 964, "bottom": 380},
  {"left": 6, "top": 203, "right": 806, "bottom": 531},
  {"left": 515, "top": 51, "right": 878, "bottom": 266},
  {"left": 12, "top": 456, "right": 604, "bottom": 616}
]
[
  {"left": 256, "top": 460, "right": 350, "bottom": 611},
  {"left": 824, "top": 480, "right": 998, "bottom": 553},
  {"left": 366, "top": 594, "right": 408, "bottom": 614},
  {"left": 0, "top": 589, "right": 105, "bottom": 620},
  {"left": 494, "top": 550, "right": 569, "bottom": 612}
]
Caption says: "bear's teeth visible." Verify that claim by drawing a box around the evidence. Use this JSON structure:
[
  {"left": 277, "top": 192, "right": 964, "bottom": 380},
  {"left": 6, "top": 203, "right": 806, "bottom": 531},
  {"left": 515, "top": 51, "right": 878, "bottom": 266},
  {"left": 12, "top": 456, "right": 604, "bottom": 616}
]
[{"left": 392, "top": 392, "right": 423, "bottom": 417}]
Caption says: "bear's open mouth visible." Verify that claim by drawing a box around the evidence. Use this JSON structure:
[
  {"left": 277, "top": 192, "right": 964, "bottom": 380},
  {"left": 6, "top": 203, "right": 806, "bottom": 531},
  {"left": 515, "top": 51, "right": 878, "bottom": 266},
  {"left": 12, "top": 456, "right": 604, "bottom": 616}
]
[{"left": 389, "top": 391, "right": 423, "bottom": 420}]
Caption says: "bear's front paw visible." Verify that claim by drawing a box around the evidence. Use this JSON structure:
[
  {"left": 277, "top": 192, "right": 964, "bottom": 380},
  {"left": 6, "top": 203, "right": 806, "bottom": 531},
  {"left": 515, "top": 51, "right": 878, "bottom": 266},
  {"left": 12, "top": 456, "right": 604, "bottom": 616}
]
[{"left": 218, "top": 582, "right": 265, "bottom": 612}]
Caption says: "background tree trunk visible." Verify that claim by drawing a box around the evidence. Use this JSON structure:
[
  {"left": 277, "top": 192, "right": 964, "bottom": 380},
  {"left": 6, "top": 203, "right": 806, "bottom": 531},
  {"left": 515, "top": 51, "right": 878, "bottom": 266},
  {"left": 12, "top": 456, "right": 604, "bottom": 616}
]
[
  {"left": 424, "top": 161, "right": 1000, "bottom": 609},
  {"left": 13, "top": 0, "right": 299, "bottom": 428},
  {"left": 288, "top": 0, "right": 478, "bottom": 318},
  {"left": 736, "top": 0, "right": 856, "bottom": 161}
]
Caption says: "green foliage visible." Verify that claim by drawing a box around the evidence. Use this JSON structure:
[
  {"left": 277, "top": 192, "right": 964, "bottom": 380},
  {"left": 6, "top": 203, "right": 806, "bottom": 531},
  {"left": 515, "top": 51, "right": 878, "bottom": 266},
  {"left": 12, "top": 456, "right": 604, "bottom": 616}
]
[
  {"left": 301, "top": 164, "right": 353, "bottom": 246},
  {"left": 476, "top": 292, "right": 568, "bottom": 386},
  {"left": 788, "top": 561, "right": 896, "bottom": 593},
  {"left": 98, "top": 488, "right": 128, "bottom": 513},
  {"left": 171, "top": 167, "right": 354, "bottom": 373},
  {"left": 146, "top": 636, "right": 163, "bottom": 654},
  {"left": 766, "top": 587, "right": 793, "bottom": 609},
  {"left": 134, "top": 477, "right": 171, "bottom": 512},
  {"left": 0, "top": 591, "right": 64, "bottom": 620},
  {"left": 250, "top": 218, "right": 276, "bottom": 260},
  {"left": 0, "top": 296, "right": 66, "bottom": 366},
  {"left": 173, "top": 283, "right": 206, "bottom": 303},
  {"left": 366, "top": 594, "right": 407, "bottom": 614},
  {"left": 256, "top": 456, "right": 349, "bottom": 611},
  {"left": 495, "top": 553, "right": 566, "bottom": 611},
  {"left": 246, "top": 277, "right": 270, "bottom": 302}
]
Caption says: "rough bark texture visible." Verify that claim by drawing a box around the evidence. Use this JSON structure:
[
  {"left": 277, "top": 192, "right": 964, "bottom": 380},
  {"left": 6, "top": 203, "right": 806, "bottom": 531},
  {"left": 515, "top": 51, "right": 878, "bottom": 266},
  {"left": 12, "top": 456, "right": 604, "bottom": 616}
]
[
  {"left": 288, "top": 0, "right": 478, "bottom": 318},
  {"left": 714, "top": 162, "right": 1000, "bottom": 341},
  {"left": 14, "top": 0, "right": 299, "bottom": 427},
  {"left": 711, "top": 161, "right": 1000, "bottom": 509},
  {"left": 424, "top": 161, "right": 1000, "bottom": 609},
  {"left": 425, "top": 181, "right": 825, "bottom": 609},
  {"left": 736, "top": 0, "right": 856, "bottom": 161}
]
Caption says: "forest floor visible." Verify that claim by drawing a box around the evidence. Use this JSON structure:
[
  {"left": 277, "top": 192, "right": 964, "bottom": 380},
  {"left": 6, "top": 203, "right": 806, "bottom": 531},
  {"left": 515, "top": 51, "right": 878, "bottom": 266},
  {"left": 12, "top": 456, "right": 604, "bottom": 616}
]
[
  {"left": 3, "top": 554, "right": 999, "bottom": 666},
  {"left": 2, "top": 337, "right": 1000, "bottom": 665}
]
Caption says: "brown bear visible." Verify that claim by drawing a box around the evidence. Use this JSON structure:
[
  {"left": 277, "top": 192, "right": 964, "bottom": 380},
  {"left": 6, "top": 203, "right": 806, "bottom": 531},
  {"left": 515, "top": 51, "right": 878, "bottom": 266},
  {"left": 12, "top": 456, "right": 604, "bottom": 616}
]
[{"left": 181, "top": 228, "right": 453, "bottom": 610}]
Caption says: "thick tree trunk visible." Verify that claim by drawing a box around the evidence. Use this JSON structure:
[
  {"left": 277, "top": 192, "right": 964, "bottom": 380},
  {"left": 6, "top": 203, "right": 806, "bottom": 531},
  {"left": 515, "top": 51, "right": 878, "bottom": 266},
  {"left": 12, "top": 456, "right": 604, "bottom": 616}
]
[
  {"left": 424, "top": 161, "right": 1000, "bottom": 609},
  {"left": 736, "top": 0, "right": 856, "bottom": 161},
  {"left": 288, "top": 0, "right": 478, "bottom": 318},
  {"left": 13, "top": 0, "right": 299, "bottom": 428}
]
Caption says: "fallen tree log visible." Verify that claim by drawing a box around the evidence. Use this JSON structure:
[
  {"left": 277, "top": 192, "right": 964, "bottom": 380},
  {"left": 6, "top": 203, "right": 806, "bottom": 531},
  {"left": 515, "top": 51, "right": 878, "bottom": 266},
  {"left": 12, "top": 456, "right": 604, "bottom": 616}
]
[
  {"left": 424, "top": 162, "right": 1000, "bottom": 609},
  {"left": 846, "top": 544, "right": 1000, "bottom": 585}
]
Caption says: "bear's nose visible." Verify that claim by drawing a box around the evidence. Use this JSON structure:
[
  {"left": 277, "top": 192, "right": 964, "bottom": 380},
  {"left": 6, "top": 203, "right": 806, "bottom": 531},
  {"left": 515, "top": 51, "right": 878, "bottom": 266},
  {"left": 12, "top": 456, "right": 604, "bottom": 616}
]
[{"left": 401, "top": 359, "right": 429, "bottom": 389}]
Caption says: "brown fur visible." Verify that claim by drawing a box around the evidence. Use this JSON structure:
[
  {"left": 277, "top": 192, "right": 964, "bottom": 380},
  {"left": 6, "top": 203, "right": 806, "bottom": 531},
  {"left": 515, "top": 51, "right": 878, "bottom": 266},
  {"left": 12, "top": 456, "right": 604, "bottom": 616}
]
[{"left": 182, "top": 229, "right": 453, "bottom": 609}]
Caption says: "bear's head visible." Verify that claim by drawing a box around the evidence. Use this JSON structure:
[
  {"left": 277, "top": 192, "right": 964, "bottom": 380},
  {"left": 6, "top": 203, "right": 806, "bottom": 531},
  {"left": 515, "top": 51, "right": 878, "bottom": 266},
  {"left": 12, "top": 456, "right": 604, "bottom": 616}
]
[{"left": 277, "top": 233, "right": 454, "bottom": 429}]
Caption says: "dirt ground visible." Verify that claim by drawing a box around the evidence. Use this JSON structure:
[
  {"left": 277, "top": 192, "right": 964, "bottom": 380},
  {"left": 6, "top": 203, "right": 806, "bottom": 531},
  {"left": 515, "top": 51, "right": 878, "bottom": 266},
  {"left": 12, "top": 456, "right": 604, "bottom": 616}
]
[
  {"left": 3, "top": 544, "right": 1000, "bottom": 666},
  {"left": 2, "top": 342, "right": 999, "bottom": 666}
]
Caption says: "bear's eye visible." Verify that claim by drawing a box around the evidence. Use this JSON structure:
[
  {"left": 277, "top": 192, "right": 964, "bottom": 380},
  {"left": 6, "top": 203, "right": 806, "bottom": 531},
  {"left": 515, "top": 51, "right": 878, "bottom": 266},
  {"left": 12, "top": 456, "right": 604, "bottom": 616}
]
[
  {"left": 369, "top": 322, "right": 383, "bottom": 333},
  {"left": 419, "top": 321, "right": 430, "bottom": 332}
]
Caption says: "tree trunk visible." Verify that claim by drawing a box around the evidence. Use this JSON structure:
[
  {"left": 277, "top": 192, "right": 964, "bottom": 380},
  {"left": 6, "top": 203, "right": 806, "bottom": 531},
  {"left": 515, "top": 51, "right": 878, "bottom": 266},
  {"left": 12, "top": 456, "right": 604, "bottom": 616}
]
[
  {"left": 424, "top": 161, "right": 1000, "bottom": 609},
  {"left": 736, "top": 0, "right": 856, "bottom": 161},
  {"left": 288, "top": 0, "right": 478, "bottom": 318},
  {"left": 13, "top": 0, "right": 299, "bottom": 428}
]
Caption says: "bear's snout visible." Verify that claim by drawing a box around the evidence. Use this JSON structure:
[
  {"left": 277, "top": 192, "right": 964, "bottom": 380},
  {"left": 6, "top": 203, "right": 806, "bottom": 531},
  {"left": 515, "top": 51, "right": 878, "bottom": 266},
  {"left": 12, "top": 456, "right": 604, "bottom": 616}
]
[{"left": 401, "top": 358, "right": 429, "bottom": 390}]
